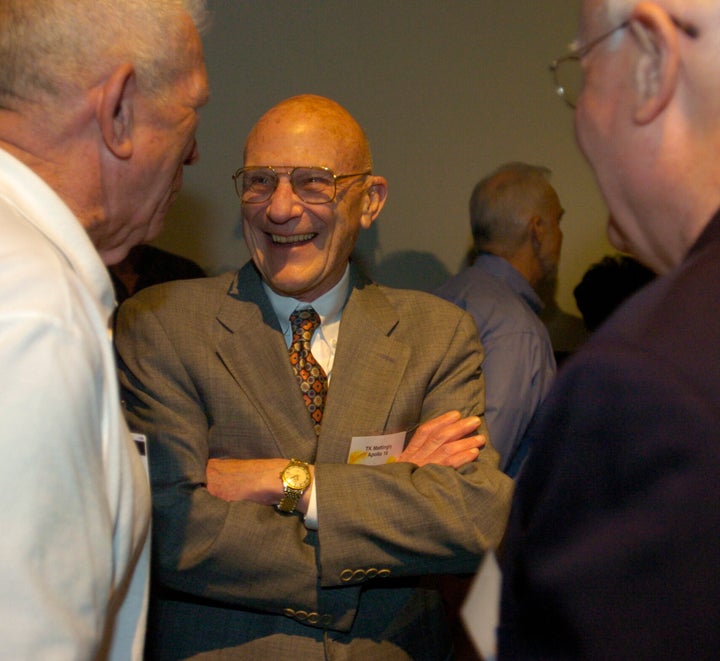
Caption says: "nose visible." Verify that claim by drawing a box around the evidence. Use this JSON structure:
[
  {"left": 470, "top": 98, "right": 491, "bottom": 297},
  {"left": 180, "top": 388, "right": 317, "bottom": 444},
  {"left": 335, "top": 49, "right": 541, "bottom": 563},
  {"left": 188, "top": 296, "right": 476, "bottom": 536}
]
[{"left": 266, "top": 176, "right": 301, "bottom": 223}]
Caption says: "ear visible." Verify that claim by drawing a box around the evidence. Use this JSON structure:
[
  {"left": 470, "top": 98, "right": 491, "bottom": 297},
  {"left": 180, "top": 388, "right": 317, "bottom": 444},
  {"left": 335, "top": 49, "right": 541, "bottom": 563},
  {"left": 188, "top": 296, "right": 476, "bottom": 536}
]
[
  {"left": 629, "top": 3, "right": 681, "bottom": 124},
  {"left": 97, "top": 63, "right": 136, "bottom": 159},
  {"left": 359, "top": 175, "right": 389, "bottom": 229},
  {"left": 528, "top": 214, "right": 544, "bottom": 250}
]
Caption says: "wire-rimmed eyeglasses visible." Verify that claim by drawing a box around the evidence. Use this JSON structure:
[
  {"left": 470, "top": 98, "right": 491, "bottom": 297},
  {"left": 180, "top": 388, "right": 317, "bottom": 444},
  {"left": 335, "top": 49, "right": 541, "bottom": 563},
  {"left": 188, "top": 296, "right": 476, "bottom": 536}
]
[
  {"left": 233, "top": 166, "right": 372, "bottom": 205},
  {"left": 549, "top": 15, "right": 699, "bottom": 109}
]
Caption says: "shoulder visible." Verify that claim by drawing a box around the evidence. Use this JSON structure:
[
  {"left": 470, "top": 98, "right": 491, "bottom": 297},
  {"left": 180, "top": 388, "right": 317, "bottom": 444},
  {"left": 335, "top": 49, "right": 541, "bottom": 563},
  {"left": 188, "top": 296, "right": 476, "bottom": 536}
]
[
  {"left": 349, "top": 282, "right": 480, "bottom": 349},
  {"left": 436, "top": 264, "right": 524, "bottom": 309},
  {"left": 370, "top": 282, "right": 471, "bottom": 322},
  {"left": 439, "top": 268, "right": 543, "bottom": 339},
  {"left": 435, "top": 263, "right": 495, "bottom": 302},
  {"left": 1, "top": 199, "right": 89, "bottom": 327},
  {"left": 596, "top": 246, "right": 720, "bottom": 380},
  {"left": 1, "top": 204, "right": 108, "bottom": 390},
  {"left": 117, "top": 270, "right": 236, "bottom": 331},
  {"left": 125, "top": 270, "right": 234, "bottom": 307}
]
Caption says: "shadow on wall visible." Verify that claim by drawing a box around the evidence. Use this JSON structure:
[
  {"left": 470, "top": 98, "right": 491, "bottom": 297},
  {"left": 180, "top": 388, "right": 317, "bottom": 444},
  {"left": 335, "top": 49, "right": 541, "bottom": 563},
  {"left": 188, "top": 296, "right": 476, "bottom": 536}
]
[
  {"left": 360, "top": 250, "right": 451, "bottom": 292},
  {"left": 352, "top": 221, "right": 451, "bottom": 292}
]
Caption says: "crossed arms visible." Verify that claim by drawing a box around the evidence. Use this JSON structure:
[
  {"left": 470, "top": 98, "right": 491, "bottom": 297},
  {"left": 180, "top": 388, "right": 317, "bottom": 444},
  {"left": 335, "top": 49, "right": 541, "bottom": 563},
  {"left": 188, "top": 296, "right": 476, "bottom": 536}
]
[{"left": 206, "top": 410, "right": 487, "bottom": 512}]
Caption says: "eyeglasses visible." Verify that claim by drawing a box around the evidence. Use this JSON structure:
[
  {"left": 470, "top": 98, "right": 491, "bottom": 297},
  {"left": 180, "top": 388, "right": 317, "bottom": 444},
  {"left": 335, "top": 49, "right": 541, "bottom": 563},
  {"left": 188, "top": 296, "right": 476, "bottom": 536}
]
[
  {"left": 233, "top": 166, "right": 372, "bottom": 205},
  {"left": 550, "top": 15, "right": 699, "bottom": 109}
]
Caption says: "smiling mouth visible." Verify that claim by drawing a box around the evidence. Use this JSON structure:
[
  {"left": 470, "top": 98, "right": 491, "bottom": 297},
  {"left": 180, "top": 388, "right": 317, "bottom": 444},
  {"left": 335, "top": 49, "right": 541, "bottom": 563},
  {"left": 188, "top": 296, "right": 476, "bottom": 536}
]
[{"left": 270, "top": 233, "right": 316, "bottom": 244}]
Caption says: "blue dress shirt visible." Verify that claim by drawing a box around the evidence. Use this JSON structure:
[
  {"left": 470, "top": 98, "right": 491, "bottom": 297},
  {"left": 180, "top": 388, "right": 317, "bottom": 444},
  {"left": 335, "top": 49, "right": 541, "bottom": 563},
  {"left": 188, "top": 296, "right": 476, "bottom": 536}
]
[{"left": 435, "top": 253, "right": 556, "bottom": 472}]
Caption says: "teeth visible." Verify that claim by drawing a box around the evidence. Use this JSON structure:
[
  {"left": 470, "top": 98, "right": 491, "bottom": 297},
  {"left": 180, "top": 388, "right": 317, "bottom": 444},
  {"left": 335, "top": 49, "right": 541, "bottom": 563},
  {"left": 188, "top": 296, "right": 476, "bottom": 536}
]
[{"left": 271, "top": 233, "right": 314, "bottom": 244}]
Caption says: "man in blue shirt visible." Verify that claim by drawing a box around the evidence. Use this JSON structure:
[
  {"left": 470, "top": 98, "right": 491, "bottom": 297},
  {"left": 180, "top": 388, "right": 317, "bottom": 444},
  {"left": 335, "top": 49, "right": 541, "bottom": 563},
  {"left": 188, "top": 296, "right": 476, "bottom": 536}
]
[{"left": 435, "top": 162, "right": 561, "bottom": 473}]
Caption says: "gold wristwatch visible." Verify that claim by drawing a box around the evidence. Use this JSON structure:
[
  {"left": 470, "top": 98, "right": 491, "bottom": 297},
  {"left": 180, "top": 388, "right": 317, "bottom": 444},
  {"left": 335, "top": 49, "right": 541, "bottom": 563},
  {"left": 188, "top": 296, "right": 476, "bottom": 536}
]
[{"left": 277, "top": 459, "right": 312, "bottom": 514}]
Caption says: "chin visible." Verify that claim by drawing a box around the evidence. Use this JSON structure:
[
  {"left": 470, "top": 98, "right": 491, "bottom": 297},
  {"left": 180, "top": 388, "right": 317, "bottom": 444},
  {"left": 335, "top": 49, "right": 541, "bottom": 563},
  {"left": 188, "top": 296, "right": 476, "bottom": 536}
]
[
  {"left": 262, "top": 261, "right": 317, "bottom": 291},
  {"left": 270, "top": 281, "right": 313, "bottom": 299}
]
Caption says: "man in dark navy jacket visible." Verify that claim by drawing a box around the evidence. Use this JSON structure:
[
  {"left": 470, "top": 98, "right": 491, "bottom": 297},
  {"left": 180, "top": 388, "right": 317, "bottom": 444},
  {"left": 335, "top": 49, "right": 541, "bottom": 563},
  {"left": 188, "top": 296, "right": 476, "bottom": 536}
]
[{"left": 495, "top": 1, "right": 720, "bottom": 658}]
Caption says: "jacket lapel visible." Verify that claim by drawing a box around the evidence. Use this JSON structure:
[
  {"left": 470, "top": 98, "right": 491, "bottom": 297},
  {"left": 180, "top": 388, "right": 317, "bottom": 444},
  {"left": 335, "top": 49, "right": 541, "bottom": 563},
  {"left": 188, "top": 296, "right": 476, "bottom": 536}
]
[
  {"left": 215, "top": 263, "right": 319, "bottom": 462},
  {"left": 317, "top": 273, "right": 411, "bottom": 463}
]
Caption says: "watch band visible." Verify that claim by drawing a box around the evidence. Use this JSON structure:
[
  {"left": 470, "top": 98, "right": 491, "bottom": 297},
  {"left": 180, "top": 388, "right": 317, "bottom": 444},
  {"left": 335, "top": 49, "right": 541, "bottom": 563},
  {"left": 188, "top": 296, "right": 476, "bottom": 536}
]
[{"left": 277, "top": 488, "right": 303, "bottom": 513}]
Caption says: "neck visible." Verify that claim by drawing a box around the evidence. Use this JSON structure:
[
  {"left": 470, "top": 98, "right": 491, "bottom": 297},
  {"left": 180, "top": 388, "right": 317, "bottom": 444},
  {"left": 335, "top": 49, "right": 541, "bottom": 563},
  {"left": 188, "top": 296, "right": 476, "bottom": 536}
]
[
  {"left": 1, "top": 106, "right": 104, "bottom": 234},
  {"left": 502, "top": 246, "right": 540, "bottom": 290}
]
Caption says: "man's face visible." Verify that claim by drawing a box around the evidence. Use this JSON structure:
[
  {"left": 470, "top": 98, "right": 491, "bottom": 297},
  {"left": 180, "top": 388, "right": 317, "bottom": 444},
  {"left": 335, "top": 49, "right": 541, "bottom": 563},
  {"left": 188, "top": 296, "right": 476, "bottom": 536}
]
[
  {"left": 104, "top": 14, "right": 209, "bottom": 262},
  {"left": 242, "top": 111, "right": 381, "bottom": 302}
]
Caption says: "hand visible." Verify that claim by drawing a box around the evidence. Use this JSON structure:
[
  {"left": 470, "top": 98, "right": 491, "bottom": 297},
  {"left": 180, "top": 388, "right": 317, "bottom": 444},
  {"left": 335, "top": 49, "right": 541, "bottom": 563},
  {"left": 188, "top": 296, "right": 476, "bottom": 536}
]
[
  {"left": 206, "top": 458, "right": 291, "bottom": 507},
  {"left": 398, "top": 410, "right": 485, "bottom": 468}
]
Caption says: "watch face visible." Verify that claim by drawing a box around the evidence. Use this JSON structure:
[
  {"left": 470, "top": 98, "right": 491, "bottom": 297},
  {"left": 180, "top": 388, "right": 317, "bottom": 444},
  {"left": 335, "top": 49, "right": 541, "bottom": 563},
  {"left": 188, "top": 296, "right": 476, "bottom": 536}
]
[{"left": 284, "top": 465, "right": 310, "bottom": 489}]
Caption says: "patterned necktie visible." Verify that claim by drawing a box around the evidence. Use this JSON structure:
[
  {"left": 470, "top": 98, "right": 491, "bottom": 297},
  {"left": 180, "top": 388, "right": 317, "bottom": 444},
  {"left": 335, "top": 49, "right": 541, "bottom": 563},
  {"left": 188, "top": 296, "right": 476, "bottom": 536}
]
[{"left": 289, "top": 308, "right": 328, "bottom": 436}]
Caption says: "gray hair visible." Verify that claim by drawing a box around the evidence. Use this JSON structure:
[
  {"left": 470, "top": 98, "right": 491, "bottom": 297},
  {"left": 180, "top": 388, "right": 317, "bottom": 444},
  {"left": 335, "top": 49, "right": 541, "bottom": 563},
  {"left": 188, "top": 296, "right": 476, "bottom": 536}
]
[
  {"left": 0, "top": 0, "right": 209, "bottom": 108},
  {"left": 470, "top": 162, "right": 554, "bottom": 254}
]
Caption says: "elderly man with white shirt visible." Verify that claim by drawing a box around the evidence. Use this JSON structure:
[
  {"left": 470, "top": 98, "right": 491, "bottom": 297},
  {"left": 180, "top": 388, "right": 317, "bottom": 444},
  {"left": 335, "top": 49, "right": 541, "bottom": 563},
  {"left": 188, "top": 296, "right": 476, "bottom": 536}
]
[{"left": 0, "top": 1, "right": 209, "bottom": 657}]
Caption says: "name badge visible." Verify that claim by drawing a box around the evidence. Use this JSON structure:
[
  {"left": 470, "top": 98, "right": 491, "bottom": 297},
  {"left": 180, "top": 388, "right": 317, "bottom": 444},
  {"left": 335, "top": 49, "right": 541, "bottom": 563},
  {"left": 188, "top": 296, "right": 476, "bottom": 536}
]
[{"left": 347, "top": 431, "right": 405, "bottom": 465}]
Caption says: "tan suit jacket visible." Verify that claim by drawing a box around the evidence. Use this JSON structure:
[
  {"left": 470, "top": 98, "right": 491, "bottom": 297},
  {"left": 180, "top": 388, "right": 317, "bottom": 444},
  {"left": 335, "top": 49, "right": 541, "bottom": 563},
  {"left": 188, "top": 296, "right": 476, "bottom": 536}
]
[{"left": 115, "top": 262, "right": 513, "bottom": 660}]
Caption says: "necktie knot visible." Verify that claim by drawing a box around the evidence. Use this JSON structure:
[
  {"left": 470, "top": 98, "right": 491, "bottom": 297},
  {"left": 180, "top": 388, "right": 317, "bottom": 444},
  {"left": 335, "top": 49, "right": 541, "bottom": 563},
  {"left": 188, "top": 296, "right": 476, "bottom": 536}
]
[
  {"left": 290, "top": 308, "right": 321, "bottom": 342},
  {"left": 289, "top": 308, "right": 327, "bottom": 436}
]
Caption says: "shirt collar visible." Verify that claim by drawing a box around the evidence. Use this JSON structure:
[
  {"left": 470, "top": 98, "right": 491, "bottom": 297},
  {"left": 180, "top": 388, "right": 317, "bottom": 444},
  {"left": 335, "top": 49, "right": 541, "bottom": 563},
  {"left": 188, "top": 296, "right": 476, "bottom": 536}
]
[
  {"left": 474, "top": 252, "right": 544, "bottom": 314},
  {"left": 262, "top": 264, "right": 351, "bottom": 334}
]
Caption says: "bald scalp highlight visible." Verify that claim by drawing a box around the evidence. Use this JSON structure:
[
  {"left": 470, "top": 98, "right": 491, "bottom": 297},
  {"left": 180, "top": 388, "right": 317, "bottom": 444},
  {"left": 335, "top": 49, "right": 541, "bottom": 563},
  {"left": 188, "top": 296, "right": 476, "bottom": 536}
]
[
  {"left": 245, "top": 94, "right": 373, "bottom": 172},
  {"left": 0, "top": 0, "right": 209, "bottom": 109}
]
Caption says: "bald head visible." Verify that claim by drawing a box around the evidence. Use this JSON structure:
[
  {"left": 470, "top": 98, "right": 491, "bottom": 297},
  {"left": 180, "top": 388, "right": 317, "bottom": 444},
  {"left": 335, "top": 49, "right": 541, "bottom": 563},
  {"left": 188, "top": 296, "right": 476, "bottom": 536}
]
[{"left": 244, "top": 94, "right": 372, "bottom": 173}]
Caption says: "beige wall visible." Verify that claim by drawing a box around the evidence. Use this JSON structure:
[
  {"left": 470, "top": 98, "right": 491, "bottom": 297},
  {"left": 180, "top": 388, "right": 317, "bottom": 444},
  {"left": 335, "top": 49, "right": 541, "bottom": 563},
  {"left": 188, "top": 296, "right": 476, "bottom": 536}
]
[{"left": 155, "top": 0, "right": 612, "bottom": 315}]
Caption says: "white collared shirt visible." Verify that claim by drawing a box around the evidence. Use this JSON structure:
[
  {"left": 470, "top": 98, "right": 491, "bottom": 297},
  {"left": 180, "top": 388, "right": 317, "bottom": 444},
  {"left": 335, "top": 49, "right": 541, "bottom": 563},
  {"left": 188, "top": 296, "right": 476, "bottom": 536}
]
[{"left": 0, "top": 147, "right": 151, "bottom": 659}]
